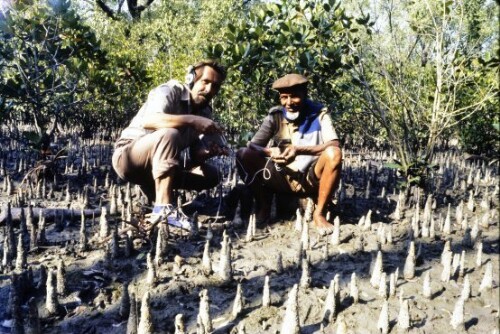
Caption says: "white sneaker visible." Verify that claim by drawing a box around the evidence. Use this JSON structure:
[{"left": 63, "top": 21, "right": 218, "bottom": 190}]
[{"left": 148, "top": 205, "right": 191, "bottom": 231}]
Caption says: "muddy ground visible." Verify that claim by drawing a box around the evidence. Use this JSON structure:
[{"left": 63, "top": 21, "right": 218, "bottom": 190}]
[{"left": 0, "top": 134, "right": 498, "bottom": 334}]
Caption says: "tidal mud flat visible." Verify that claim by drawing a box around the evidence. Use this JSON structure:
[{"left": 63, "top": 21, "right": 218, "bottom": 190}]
[{"left": 0, "top": 131, "right": 498, "bottom": 334}]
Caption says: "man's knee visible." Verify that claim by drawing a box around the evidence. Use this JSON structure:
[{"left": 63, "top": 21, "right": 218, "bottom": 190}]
[{"left": 324, "top": 146, "right": 342, "bottom": 169}]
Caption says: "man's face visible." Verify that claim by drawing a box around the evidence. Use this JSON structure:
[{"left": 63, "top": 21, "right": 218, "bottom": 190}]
[
  {"left": 279, "top": 86, "right": 306, "bottom": 118},
  {"left": 190, "top": 66, "right": 223, "bottom": 108}
]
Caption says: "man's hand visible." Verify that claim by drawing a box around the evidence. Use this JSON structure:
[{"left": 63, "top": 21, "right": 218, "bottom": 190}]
[
  {"left": 281, "top": 145, "right": 297, "bottom": 162},
  {"left": 268, "top": 145, "right": 297, "bottom": 164},
  {"left": 192, "top": 117, "right": 222, "bottom": 134}
]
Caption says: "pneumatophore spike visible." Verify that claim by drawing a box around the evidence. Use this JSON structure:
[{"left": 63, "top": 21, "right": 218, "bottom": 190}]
[
  {"left": 357, "top": 215, "right": 365, "bottom": 228},
  {"left": 301, "top": 218, "right": 310, "bottom": 250},
  {"left": 350, "top": 272, "right": 359, "bottom": 304},
  {"left": 119, "top": 283, "right": 131, "bottom": 320},
  {"left": 9, "top": 273, "right": 23, "bottom": 334},
  {"left": 441, "top": 249, "right": 452, "bottom": 283},
  {"left": 146, "top": 252, "right": 157, "bottom": 286},
  {"left": 299, "top": 255, "right": 311, "bottom": 289},
  {"left": 137, "top": 291, "right": 153, "bottom": 334},
  {"left": 471, "top": 219, "right": 480, "bottom": 244},
  {"left": 364, "top": 209, "right": 372, "bottom": 231},
  {"left": 323, "top": 278, "right": 337, "bottom": 323},
  {"left": 79, "top": 210, "right": 88, "bottom": 252},
  {"left": 389, "top": 272, "right": 397, "bottom": 298},
  {"left": 479, "top": 261, "right": 493, "bottom": 293},
  {"left": 331, "top": 216, "right": 341, "bottom": 246},
  {"left": 377, "top": 299, "right": 390, "bottom": 334},
  {"left": 387, "top": 225, "right": 393, "bottom": 245},
  {"left": 304, "top": 198, "right": 314, "bottom": 223},
  {"left": 422, "top": 271, "right": 432, "bottom": 299},
  {"left": 377, "top": 223, "right": 386, "bottom": 245},
  {"left": 397, "top": 299, "right": 410, "bottom": 332},
  {"left": 155, "top": 225, "right": 168, "bottom": 267},
  {"left": 452, "top": 253, "right": 461, "bottom": 279},
  {"left": 403, "top": 241, "right": 416, "bottom": 280},
  {"left": 458, "top": 250, "right": 466, "bottom": 279},
  {"left": 370, "top": 251, "right": 383, "bottom": 288},
  {"left": 393, "top": 199, "right": 401, "bottom": 220},
  {"left": 126, "top": 292, "right": 138, "bottom": 334},
  {"left": 232, "top": 283, "right": 244, "bottom": 318},
  {"left": 429, "top": 215, "right": 436, "bottom": 239},
  {"left": 38, "top": 210, "right": 47, "bottom": 245},
  {"left": 443, "top": 204, "right": 452, "bottom": 235},
  {"left": 99, "top": 206, "right": 109, "bottom": 239},
  {"left": 467, "top": 191, "right": 475, "bottom": 212},
  {"left": 15, "top": 234, "right": 26, "bottom": 272},
  {"left": 323, "top": 239, "right": 329, "bottom": 260},
  {"left": 461, "top": 215, "right": 469, "bottom": 231},
  {"left": 476, "top": 241, "right": 483, "bottom": 268},
  {"left": 480, "top": 210, "right": 490, "bottom": 229},
  {"left": 46, "top": 269, "right": 59, "bottom": 315},
  {"left": 280, "top": 284, "right": 300, "bottom": 334},
  {"left": 450, "top": 296, "right": 465, "bottom": 331},
  {"left": 275, "top": 252, "right": 284, "bottom": 274},
  {"left": 2, "top": 238, "right": 11, "bottom": 269},
  {"left": 56, "top": 258, "right": 66, "bottom": 296},
  {"left": 174, "top": 314, "right": 186, "bottom": 334},
  {"left": 441, "top": 240, "right": 452, "bottom": 266},
  {"left": 246, "top": 214, "right": 255, "bottom": 242},
  {"left": 378, "top": 272, "right": 388, "bottom": 299},
  {"left": 202, "top": 240, "right": 212, "bottom": 276},
  {"left": 124, "top": 234, "right": 133, "bottom": 258},
  {"left": 295, "top": 208, "right": 303, "bottom": 232},
  {"left": 198, "top": 289, "right": 213, "bottom": 333},
  {"left": 461, "top": 274, "right": 471, "bottom": 301},
  {"left": 262, "top": 275, "right": 271, "bottom": 308},
  {"left": 109, "top": 185, "right": 117, "bottom": 215},
  {"left": 110, "top": 226, "right": 120, "bottom": 260},
  {"left": 218, "top": 234, "right": 232, "bottom": 282},
  {"left": 456, "top": 201, "right": 464, "bottom": 228}
]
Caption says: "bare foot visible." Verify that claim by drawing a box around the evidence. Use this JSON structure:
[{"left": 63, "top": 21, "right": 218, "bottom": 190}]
[{"left": 312, "top": 213, "right": 334, "bottom": 235}]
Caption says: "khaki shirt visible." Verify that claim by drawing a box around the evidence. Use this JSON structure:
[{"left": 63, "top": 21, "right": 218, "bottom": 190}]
[{"left": 116, "top": 80, "right": 212, "bottom": 147}]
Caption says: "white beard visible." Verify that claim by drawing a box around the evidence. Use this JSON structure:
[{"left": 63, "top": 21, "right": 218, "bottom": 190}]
[{"left": 285, "top": 111, "right": 300, "bottom": 121}]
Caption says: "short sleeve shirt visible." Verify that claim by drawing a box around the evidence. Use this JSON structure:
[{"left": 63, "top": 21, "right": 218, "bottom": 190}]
[{"left": 117, "top": 80, "right": 212, "bottom": 143}]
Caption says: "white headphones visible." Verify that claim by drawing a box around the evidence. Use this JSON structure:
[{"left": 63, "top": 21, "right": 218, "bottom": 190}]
[{"left": 185, "top": 65, "right": 196, "bottom": 89}]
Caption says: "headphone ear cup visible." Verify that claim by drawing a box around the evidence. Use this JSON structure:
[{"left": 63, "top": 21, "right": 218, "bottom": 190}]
[{"left": 185, "top": 65, "right": 196, "bottom": 89}]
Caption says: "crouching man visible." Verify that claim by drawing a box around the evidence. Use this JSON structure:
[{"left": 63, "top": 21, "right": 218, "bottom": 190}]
[{"left": 112, "top": 60, "right": 228, "bottom": 229}]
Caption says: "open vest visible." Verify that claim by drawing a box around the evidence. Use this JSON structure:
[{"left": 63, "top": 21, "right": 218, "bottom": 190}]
[{"left": 269, "top": 99, "right": 328, "bottom": 173}]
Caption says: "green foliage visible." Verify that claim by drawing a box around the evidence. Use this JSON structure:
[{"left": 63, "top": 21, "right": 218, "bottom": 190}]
[
  {"left": 79, "top": 0, "right": 243, "bottom": 130},
  {"left": 205, "top": 0, "right": 368, "bottom": 134},
  {"left": 344, "top": 0, "right": 498, "bottom": 185},
  {"left": 0, "top": 0, "right": 107, "bottom": 138}
]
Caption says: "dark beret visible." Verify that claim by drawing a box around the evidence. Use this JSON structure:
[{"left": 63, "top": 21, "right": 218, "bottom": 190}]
[{"left": 272, "top": 74, "right": 308, "bottom": 90}]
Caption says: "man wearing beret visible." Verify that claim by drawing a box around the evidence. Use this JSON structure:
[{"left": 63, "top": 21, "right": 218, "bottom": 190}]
[{"left": 236, "top": 73, "right": 342, "bottom": 234}]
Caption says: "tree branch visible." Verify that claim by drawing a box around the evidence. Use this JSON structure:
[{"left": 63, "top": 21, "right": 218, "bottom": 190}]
[{"left": 95, "top": 0, "right": 117, "bottom": 20}]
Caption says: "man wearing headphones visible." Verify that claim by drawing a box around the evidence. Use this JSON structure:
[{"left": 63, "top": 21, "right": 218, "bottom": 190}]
[
  {"left": 112, "top": 60, "right": 228, "bottom": 229},
  {"left": 236, "top": 74, "right": 342, "bottom": 234}
]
